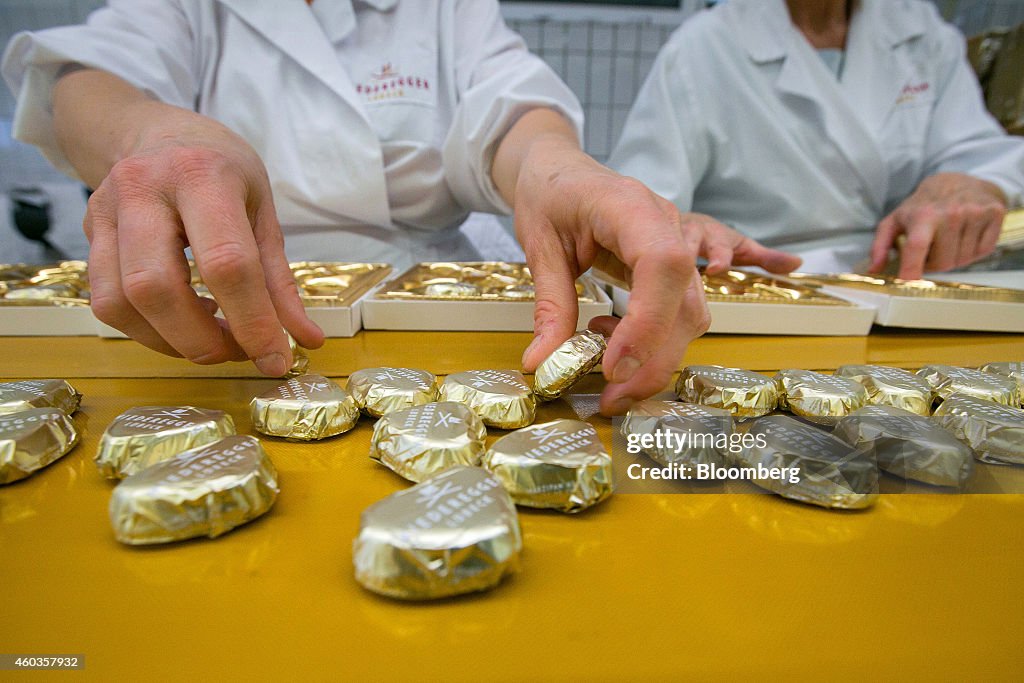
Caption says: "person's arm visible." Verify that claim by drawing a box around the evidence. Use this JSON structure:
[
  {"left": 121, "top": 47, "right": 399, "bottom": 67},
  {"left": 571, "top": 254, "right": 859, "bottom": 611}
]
[
  {"left": 492, "top": 108, "right": 800, "bottom": 415},
  {"left": 52, "top": 69, "right": 322, "bottom": 374},
  {"left": 870, "top": 14, "right": 1022, "bottom": 278}
]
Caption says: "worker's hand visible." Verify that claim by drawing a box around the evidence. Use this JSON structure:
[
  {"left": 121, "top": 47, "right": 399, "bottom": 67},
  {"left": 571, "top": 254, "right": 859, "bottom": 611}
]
[
  {"left": 83, "top": 105, "right": 323, "bottom": 374},
  {"left": 493, "top": 112, "right": 800, "bottom": 415},
  {"left": 869, "top": 172, "right": 1006, "bottom": 279}
]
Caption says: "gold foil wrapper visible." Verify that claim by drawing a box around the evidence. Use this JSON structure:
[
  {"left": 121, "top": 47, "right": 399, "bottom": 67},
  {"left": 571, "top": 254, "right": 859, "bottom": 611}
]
[
  {"left": 775, "top": 369, "right": 868, "bottom": 424},
  {"left": 0, "top": 408, "right": 79, "bottom": 485},
  {"left": 95, "top": 406, "right": 237, "bottom": 479},
  {"left": 439, "top": 370, "right": 536, "bottom": 429},
  {"left": 482, "top": 419, "right": 613, "bottom": 512},
  {"left": 109, "top": 435, "right": 279, "bottom": 545},
  {"left": 290, "top": 262, "right": 391, "bottom": 307},
  {"left": 675, "top": 365, "right": 779, "bottom": 418},
  {"left": 980, "top": 362, "right": 1024, "bottom": 406},
  {"left": 702, "top": 269, "right": 852, "bottom": 306},
  {"left": 532, "top": 330, "right": 606, "bottom": 401},
  {"left": 916, "top": 364, "right": 1017, "bottom": 406},
  {"left": 0, "top": 261, "right": 90, "bottom": 306},
  {"left": 250, "top": 374, "right": 358, "bottom": 441},
  {"left": 787, "top": 272, "right": 1024, "bottom": 302},
  {"left": 285, "top": 332, "right": 310, "bottom": 378},
  {"left": 933, "top": 393, "right": 1024, "bottom": 465},
  {"left": 347, "top": 367, "right": 438, "bottom": 417},
  {"left": 834, "top": 406, "right": 973, "bottom": 488},
  {"left": 739, "top": 415, "right": 878, "bottom": 509},
  {"left": 0, "top": 379, "right": 81, "bottom": 416},
  {"left": 376, "top": 262, "right": 599, "bottom": 302},
  {"left": 370, "top": 402, "right": 487, "bottom": 483},
  {"left": 353, "top": 466, "right": 521, "bottom": 600},
  {"left": 835, "top": 364, "right": 934, "bottom": 416},
  {"left": 620, "top": 399, "right": 733, "bottom": 467}
]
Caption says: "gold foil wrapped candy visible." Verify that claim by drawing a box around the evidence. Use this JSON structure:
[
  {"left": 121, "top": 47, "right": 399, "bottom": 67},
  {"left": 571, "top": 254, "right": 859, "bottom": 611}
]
[
  {"left": 675, "top": 365, "right": 778, "bottom": 418},
  {"left": 0, "top": 408, "right": 79, "bottom": 484},
  {"left": 933, "top": 394, "right": 1024, "bottom": 465},
  {"left": 775, "top": 369, "right": 868, "bottom": 424},
  {"left": 250, "top": 374, "right": 359, "bottom": 441},
  {"left": 370, "top": 402, "right": 487, "bottom": 483},
  {"left": 835, "top": 364, "right": 934, "bottom": 416},
  {"left": 620, "top": 399, "right": 733, "bottom": 467},
  {"left": 834, "top": 406, "right": 973, "bottom": 488},
  {"left": 439, "top": 370, "right": 536, "bottom": 429},
  {"left": 979, "top": 362, "right": 1024, "bottom": 406},
  {"left": 739, "top": 415, "right": 878, "bottom": 510},
  {"left": 285, "top": 332, "right": 309, "bottom": 378},
  {"left": 0, "top": 379, "right": 81, "bottom": 416},
  {"left": 532, "top": 330, "right": 606, "bottom": 401},
  {"left": 347, "top": 367, "right": 438, "bottom": 417},
  {"left": 916, "top": 364, "right": 1017, "bottom": 406},
  {"left": 95, "top": 406, "right": 236, "bottom": 479},
  {"left": 109, "top": 435, "right": 279, "bottom": 545},
  {"left": 353, "top": 466, "right": 522, "bottom": 600},
  {"left": 482, "top": 419, "right": 613, "bottom": 512}
]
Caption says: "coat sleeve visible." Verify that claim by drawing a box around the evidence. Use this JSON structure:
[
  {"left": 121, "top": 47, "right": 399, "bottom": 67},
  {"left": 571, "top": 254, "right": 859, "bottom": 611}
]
[
  {"left": 607, "top": 34, "right": 710, "bottom": 213},
  {"left": 921, "top": 19, "right": 1024, "bottom": 207},
  {"left": 1, "top": 0, "right": 199, "bottom": 181},
  {"left": 441, "top": 0, "right": 584, "bottom": 215}
]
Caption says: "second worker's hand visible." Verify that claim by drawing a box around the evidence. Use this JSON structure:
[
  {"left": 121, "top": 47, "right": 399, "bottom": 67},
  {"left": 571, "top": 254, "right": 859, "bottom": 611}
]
[{"left": 54, "top": 70, "right": 323, "bottom": 375}]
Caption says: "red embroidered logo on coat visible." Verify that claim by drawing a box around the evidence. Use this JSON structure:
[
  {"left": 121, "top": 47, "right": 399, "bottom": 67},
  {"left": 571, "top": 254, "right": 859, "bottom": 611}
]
[{"left": 357, "top": 63, "right": 430, "bottom": 102}]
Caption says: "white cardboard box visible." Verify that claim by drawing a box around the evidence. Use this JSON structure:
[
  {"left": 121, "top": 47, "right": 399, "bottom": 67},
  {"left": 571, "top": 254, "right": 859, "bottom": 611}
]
[{"left": 0, "top": 305, "right": 99, "bottom": 336}]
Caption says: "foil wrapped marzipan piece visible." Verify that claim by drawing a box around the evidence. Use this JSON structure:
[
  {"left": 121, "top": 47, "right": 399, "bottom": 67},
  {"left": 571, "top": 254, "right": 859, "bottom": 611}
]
[
  {"left": 353, "top": 466, "right": 522, "bottom": 600},
  {"left": 439, "top": 370, "right": 536, "bottom": 429},
  {"left": 835, "top": 364, "right": 934, "bottom": 416},
  {"left": 0, "top": 408, "right": 79, "bottom": 485},
  {"left": 285, "top": 332, "right": 310, "bottom": 378},
  {"left": 0, "top": 379, "right": 81, "bottom": 416},
  {"left": 739, "top": 415, "right": 878, "bottom": 510},
  {"left": 834, "top": 405, "right": 974, "bottom": 488},
  {"left": 482, "top": 419, "right": 613, "bottom": 513},
  {"left": 109, "top": 435, "right": 279, "bottom": 545},
  {"left": 95, "top": 406, "right": 236, "bottom": 479},
  {"left": 620, "top": 399, "right": 734, "bottom": 468},
  {"left": 250, "top": 374, "right": 359, "bottom": 441},
  {"left": 775, "top": 369, "right": 869, "bottom": 424},
  {"left": 370, "top": 401, "right": 486, "bottom": 483},
  {"left": 979, "top": 362, "right": 1024, "bottom": 406},
  {"left": 532, "top": 330, "right": 606, "bottom": 401},
  {"left": 675, "top": 365, "right": 779, "bottom": 418},
  {"left": 916, "top": 364, "right": 1017, "bottom": 406},
  {"left": 933, "top": 393, "right": 1024, "bottom": 465},
  {"left": 347, "top": 367, "right": 438, "bottom": 417},
  {"left": 376, "top": 261, "right": 598, "bottom": 303}
]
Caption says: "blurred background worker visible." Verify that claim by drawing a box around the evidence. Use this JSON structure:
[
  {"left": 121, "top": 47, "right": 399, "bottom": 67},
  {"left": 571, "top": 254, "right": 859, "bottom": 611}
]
[
  {"left": 1, "top": 0, "right": 797, "bottom": 414},
  {"left": 610, "top": 0, "right": 1024, "bottom": 278}
]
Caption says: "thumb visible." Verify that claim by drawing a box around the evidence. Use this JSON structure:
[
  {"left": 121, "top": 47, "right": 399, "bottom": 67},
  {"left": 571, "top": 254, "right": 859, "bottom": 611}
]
[
  {"left": 522, "top": 242, "right": 580, "bottom": 372},
  {"left": 731, "top": 236, "right": 803, "bottom": 274}
]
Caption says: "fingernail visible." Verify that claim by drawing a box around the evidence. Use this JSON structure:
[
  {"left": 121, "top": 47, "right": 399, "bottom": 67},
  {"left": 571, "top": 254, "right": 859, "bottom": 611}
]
[
  {"left": 611, "top": 356, "right": 641, "bottom": 384},
  {"left": 522, "top": 335, "right": 543, "bottom": 366},
  {"left": 254, "top": 352, "right": 286, "bottom": 377},
  {"left": 607, "top": 396, "right": 635, "bottom": 415}
]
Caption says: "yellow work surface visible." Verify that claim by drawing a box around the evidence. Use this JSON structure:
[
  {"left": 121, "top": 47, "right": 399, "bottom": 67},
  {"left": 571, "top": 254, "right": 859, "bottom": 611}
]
[{"left": 2, "top": 331, "right": 1023, "bottom": 681}]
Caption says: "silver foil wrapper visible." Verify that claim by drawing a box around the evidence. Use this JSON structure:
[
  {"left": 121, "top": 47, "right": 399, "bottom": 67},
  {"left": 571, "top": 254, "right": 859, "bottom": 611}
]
[
  {"left": 370, "top": 401, "right": 487, "bottom": 483},
  {"left": 835, "top": 364, "right": 934, "bottom": 416},
  {"left": 109, "top": 435, "right": 279, "bottom": 545},
  {"left": 834, "top": 405, "right": 973, "bottom": 488},
  {"left": 979, "top": 362, "right": 1024, "bottom": 406},
  {"left": 532, "top": 330, "right": 606, "bottom": 401},
  {"left": 482, "top": 419, "right": 613, "bottom": 512},
  {"left": 775, "top": 369, "right": 869, "bottom": 424},
  {"left": 95, "top": 406, "right": 237, "bottom": 479},
  {"left": 0, "top": 408, "right": 79, "bottom": 484},
  {"left": 739, "top": 415, "right": 878, "bottom": 509},
  {"left": 250, "top": 374, "right": 358, "bottom": 441},
  {"left": 933, "top": 393, "right": 1024, "bottom": 465},
  {"left": 0, "top": 379, "right": 81, "bottom": 416},
  {"left": 916, "top": 364, "right": 1017, "bottom": 406},
  {"left": 675, "top": 365, "right": 779, "bottom": 418},
  {"left": 620, "top": 399, "right": 733, "bottom": 467},
  {"left": 347, "top": 367, "right": 438, "bottom": 417},
  {"left": 353, "top": 466, "right": 522, "bottom": 600},
  {"left": 439, "top": 370, "right": 536, "bottom": 429}
]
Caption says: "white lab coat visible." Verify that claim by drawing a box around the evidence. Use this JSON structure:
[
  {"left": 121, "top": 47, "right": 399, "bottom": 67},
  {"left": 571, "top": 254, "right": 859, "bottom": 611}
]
[
  {"left": 2, "top": 0, "right": 582, "bottom": 268},
  {"left": 609, "top": 0, "right": 1024, "bottom": 262}
]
